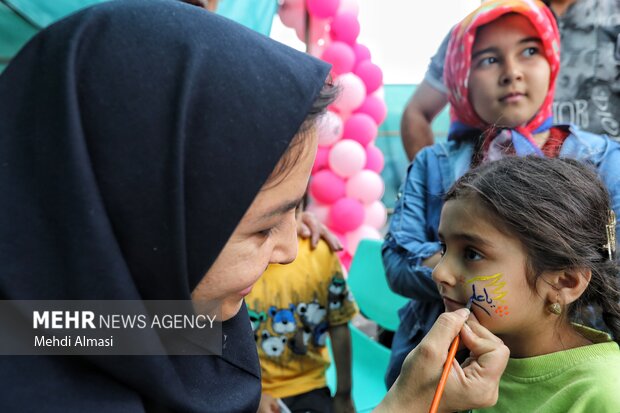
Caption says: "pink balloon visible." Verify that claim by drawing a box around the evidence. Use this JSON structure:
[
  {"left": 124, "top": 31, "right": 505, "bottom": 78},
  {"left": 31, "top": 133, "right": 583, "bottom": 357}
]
[
  {"left": 365, "top": 144, "right": 385, "bottom": 173},
  {"left": 307, "top": 0, "right": 341, "bottom": 19},
  {"left": 310, "top": 169, "right": 346, "bottom": 204},
  {"left": 278, "top": 4, "right": 305, "bottom": 29},
  {"left": 332, "top": 73, "right": 366, "bottom": 113},
  {"left": 312, "top": 146, "right": 330, "bottom": 174},
  {"left": 318, "top": 111, "right": 344, "bottom": 147},
  {"left": 338, "top": 0, "right": 359, "bottom": 16},
  {"left": 329, "top": 197, "right": 365, "bottom": 233},
  {"left": 346, "top": 170, "right": 384, "bottom": 204},
  {"left": 338, "top": 251, "right": 352, "bottom": 270},
  {"left": 333, "top": 231, "right": 347, "bottom": 250},
  {"left": 355, "top": 94, "right": 387, "bottom": 125},
  {"left": 345, "top": 225, "right": 382, "bottom": 255},
  {"left": 352, "top": 43, "right": 371, "bottom": 67},
  {"left": 373, "top": 86, "right": 385, "bottom": 100},
  {"left": 364, "top": 201, "right": 387, "bottom": 229},
  {"left": 306, "top": 202, "right": 331, "bottom": 224},
  {"left": 329, "top": 12, "right": 360, "bottom": 45},
  {"left": 342, "top": 113, "right": 377, "bottom": 147},
  {"left": 321, "top": 41, "right": 355, "bottom": 75},
  {"left": 286, "top": 0, "right": 305, "bottom": 7},
  {"left": 328, "top": 139, "right": 366, "bottom": 178},
  {"left": 354, "top": 60, "right": 383, "bottom": 94}
]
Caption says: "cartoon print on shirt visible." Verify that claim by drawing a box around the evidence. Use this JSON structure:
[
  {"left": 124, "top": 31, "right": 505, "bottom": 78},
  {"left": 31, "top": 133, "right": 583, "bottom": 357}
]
[
  {"left": 261, "top": 330, "right": 287, "bottom": 357},
  {"left": 313, "top": 321, "right": 329, "bottom": 347},
  {"left": 248, "top": 309, "right": 267, "bottom": 341},
  {"left": 268, "top": 304, "right": 297, "bottom": 334},
  {"left": 328, "top": 275, "right": 348, "bottom": 310}
]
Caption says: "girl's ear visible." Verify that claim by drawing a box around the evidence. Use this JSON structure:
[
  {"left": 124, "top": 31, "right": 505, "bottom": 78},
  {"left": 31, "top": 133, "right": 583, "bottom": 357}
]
[{"left": 539, "top": 268, "right": 592, "bottom": 307}]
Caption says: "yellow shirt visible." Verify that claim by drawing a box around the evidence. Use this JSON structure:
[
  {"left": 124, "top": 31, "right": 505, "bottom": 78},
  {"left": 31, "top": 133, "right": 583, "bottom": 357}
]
[{"left": 246, "top": 238, "right": 358, "bottom": 398}]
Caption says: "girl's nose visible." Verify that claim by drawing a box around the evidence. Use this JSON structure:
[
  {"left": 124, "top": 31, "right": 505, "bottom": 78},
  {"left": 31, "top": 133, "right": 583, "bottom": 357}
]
[
  {"left": 499, "top": 59, "right": 523, "bottom": 86},
  {"left": 269, "top": 213, "right": 298, "bottom": 265},
  {"left": 432, "top": 256, "right": 457, "bottom": 287}
]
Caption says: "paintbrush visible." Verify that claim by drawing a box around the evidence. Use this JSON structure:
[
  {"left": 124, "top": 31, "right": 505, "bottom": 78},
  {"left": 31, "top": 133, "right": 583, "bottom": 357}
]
[{"left": 428, "top": 299, "right": 473, "bottom": 413}]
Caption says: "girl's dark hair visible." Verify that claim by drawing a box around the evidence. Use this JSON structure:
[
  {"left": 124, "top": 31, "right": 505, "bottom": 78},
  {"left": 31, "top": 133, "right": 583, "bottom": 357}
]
[
  {"left": 266, "top": 80, "right": 339, "bottom": 187},
  {"left": 445, "top": 156, "right": 620, "bottom": 343}
]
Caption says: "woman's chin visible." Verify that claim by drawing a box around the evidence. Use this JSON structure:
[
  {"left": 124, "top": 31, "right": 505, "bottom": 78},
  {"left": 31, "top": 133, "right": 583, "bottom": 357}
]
[{"left": 221, "top": 299, "right": 244, "bottom": 321}]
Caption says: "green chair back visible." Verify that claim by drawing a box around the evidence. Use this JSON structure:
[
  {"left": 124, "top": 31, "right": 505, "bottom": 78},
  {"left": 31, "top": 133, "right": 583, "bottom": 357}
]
[{"left": 347, "top": 239, "right": 408, "bottom": 331}]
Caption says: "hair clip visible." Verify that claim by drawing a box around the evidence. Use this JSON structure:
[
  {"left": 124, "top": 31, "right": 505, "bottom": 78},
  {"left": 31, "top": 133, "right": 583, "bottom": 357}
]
[{"left": 604, "top": 210, "right": 616, "bottom": 261}]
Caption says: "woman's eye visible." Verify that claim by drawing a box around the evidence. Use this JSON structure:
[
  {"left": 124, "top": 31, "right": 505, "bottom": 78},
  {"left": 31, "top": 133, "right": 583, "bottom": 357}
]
[
  {"left": 257, "top": 228, "right": 273, "bottom": 237},
  {"left": 523, "top": 47, "right": 539, "bottom": 57},
  {"left": 465, "top": 248, "right": 483, "bottom": 261}
]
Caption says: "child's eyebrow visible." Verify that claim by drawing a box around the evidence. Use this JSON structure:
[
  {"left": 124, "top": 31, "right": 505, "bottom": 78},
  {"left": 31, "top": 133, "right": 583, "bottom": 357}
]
[
  {"left": 472, "top": 47, "right": 497, "bottom": 60},
  {"left": 438, "top": 231, "right": 493, "bottom": 248},
  {"left": 471, "top": 37, "right": 543, "bottom": 60},
  {"left": 519, "top": 36, "right": 542, "bottom": 44}
]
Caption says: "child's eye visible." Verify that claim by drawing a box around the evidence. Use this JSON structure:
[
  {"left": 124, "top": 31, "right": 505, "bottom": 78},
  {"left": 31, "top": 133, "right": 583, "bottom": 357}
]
[
  {"left": 523, "top": 47, "right": 539, "bottom": 57},
  {"left": 439, "top": 242, "right": 446, "bottom": 256},
  {"left": 478, "top": 56, "right": 498, "bottom": 67},
  {"left": 464, "top": 248, "right": 483, "bottom": 261}
]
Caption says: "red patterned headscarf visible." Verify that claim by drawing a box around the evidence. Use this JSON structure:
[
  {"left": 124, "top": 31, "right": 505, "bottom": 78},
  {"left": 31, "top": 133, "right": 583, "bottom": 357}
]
[{"left": 444, "top": 0, "right": 560, "bottom": 150}]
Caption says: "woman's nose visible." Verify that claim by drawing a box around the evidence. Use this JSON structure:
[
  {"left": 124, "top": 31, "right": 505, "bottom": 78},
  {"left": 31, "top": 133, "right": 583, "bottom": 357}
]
[
  {"left": 432, "top": 256, "right": 457, "bottom": 287},
  {"left": 270, "top": 213, "right": 298, "bottom": 265}
]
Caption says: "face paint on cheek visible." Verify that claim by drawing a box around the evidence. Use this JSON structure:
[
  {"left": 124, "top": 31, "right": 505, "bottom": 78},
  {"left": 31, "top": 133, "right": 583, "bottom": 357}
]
[{"left": 467, "top": 273, "right": 509, "bottom": 317}]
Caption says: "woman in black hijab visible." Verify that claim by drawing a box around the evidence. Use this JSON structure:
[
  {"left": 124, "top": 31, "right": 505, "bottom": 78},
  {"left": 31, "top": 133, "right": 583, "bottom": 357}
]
[{"left": 0, "top": 0, "right": 508, "bottom": 411}]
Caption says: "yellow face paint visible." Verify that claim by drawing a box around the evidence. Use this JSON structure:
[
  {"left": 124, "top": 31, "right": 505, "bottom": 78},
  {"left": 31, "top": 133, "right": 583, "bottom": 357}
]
[
  {"left": 466, "top": 273, "right": 507, "bottom": 304},
  {"left": 466, "top": 273, "right": 510, "bottom": 317}
]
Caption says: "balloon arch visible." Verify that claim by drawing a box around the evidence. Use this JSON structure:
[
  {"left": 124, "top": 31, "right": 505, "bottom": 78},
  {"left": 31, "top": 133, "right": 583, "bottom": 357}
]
[{"left": 278, "top": 0, "right": 388, "bottom": 268}]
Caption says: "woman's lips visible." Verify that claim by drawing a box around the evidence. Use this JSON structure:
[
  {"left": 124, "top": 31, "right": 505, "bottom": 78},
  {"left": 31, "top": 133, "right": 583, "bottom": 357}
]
[{"left": 238, "top": 285, "right": 254, "bottom": 297}]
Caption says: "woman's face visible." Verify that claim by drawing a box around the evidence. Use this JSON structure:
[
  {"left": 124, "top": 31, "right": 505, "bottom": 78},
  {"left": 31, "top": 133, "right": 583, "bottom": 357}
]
[
  {"left": 191, "top": 129, "right": 318, "bottom": 320},
  {"left": 468, "top": 13, "right": 551, "bottom": 128}
]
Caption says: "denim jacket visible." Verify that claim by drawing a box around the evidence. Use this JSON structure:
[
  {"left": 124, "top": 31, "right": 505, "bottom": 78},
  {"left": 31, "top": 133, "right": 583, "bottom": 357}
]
[{"left": 382, "top": 125, "right": 620, "bottom": 387}]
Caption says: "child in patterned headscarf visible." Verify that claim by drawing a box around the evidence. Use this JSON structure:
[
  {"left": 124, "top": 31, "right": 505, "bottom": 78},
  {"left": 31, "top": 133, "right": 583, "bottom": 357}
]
[{"left": 382, "top": 0, "right": 620, "bottom": 389}]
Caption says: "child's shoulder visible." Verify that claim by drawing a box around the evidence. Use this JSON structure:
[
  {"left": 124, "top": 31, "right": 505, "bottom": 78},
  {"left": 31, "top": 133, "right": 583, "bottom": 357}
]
[
  {"left": 562, "top": 125, "right": 620, "bottom": 151},
  {"left": 571, "top": 343, "right": 620, "bottom": 411},
  {"left": 297, "top": 237, "right": 339, "bottom": 268}
]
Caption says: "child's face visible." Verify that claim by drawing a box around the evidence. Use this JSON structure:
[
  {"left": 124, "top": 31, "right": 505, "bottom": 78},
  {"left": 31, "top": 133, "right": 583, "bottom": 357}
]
[
  {"left": 468, "top": 13, "right": 550, "bottom": 128},
  {"left": 433, "top": 197, "right": 547, "bottom": 338}
]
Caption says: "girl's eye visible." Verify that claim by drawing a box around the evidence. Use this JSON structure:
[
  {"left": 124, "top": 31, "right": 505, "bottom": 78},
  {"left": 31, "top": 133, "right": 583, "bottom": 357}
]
[
  {"left": 439, "top": 242, "right": 446, "bottom": 256},
  {"left": 465, "top": 248, "right": 483, "bottom": 261},
  {"left": 478, "top": 56, "right": 498, "bottom": 67},
  {"left": 523, "top": 47, "right": 539, "bottom": 57}
]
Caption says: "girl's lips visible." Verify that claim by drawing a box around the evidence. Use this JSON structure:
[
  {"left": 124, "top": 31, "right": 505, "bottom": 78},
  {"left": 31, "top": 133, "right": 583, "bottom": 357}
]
[
  {"left": 442, "top": 296, "right": 467, "bottom": 312},
  {"left": 500, "top": 93, "right": 525, "bottom": 103}
]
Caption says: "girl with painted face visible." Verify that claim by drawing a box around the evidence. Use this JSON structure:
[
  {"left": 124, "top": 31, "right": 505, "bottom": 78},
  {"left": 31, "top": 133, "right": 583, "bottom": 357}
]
[
  {"left": 0, "top": 0, "right": 509, "bottom": 411},
  {"left": 435, "top": 156, "right": 620, "bottom": 412},
  {"left": 383, "top": 0, "right": 620, "bottom": 388}
]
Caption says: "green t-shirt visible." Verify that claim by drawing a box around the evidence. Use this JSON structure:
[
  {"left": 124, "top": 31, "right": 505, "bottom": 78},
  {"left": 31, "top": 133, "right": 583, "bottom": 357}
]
[{"left": 473, "top": 326, "right": 620, "bottom": 413}]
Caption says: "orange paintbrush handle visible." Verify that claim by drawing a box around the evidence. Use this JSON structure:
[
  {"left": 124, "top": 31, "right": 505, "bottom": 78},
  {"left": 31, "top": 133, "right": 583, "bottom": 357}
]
[{"left": 428, "top": 334, "right": 460, "bottom": 413}]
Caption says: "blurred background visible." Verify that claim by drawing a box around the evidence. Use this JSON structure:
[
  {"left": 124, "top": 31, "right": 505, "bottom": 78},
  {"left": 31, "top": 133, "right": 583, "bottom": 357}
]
[{"left": 0, "top": 0, "right": 476, "bottom": 211}]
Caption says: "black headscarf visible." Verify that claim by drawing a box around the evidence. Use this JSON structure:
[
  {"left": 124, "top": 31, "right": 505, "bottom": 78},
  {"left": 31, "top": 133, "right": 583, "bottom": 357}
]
[{"left": 0, "top": 0, "right": 330, "bottom": 411}]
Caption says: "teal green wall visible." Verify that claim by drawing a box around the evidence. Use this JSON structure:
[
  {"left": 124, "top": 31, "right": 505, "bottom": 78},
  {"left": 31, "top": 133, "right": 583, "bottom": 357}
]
[{"left": 376, "top": 84, "right": 449, "bottom": 210}]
